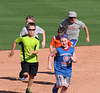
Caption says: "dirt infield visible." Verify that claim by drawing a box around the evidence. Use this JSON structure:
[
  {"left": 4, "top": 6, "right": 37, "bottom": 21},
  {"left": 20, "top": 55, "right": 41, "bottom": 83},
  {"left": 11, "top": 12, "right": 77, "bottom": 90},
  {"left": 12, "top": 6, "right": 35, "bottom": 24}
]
[{"left": 0, "top": 46, "right": 100, "bottom": 93}]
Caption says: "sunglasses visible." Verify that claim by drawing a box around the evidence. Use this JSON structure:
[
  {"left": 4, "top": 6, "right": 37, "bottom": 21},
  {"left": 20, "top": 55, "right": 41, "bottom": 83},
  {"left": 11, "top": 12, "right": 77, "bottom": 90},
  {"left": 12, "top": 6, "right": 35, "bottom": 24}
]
[
  {"left": 28, "top": 29, "right": 35, "bottom": 31},
  {"left": 69, "top": 17, "right": 76, "bottom": 19}
]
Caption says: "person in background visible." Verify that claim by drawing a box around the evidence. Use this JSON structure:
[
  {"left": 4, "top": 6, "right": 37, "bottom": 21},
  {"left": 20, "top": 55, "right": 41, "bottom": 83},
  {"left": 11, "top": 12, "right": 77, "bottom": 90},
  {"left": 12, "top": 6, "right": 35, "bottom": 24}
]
[
  {"left": 60, "top": 11, "right": 90, "bottom": 47},
  {"left": 20, "top": 15, "right": 45, "bottom": 48},
  {"left": 49, "top": 27, "right": 72, "bottom": 53}
]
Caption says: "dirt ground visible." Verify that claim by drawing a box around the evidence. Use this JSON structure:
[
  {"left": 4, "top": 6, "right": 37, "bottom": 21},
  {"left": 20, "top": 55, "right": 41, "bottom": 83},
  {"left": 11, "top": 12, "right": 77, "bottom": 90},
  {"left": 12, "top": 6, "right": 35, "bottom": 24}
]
[{"left": 0, "top": 46, "right": 100, "bottom": 93}]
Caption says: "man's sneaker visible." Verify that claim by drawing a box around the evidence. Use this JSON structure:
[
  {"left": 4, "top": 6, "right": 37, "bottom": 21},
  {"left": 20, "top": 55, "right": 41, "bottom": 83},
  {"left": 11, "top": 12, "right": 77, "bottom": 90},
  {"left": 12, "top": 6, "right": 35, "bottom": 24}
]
[
  {"left": 20, "top": 76, "right": 26, "bottom": 81},
  {"left": 26, "top": 88, "right": 32, "bottom": 93},
  {"left": 52, "top": 84, "right": 58, "bottom": 93}
]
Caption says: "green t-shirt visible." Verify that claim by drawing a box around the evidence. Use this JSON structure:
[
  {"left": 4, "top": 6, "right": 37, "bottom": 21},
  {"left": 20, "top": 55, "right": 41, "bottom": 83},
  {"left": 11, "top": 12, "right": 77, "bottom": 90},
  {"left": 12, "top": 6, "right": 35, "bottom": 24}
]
[{"left": 15, "top": 35, "right": 39, "bottom": 63}]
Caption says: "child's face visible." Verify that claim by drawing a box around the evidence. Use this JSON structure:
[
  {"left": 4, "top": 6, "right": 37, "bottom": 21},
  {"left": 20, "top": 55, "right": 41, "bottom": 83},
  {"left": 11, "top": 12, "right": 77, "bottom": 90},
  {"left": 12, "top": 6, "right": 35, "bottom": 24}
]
[
  {"left": 60, "top": 38, "right": 69, "bottom": 48},
  {"left": 69, "top": 17, "right": 76, "bottom": 23},
  {"left": 28, "top": 26, "right": 36, "bottom": 37},
  {"left": 26, "top": 19, "right": 34, "bottom": 25}
]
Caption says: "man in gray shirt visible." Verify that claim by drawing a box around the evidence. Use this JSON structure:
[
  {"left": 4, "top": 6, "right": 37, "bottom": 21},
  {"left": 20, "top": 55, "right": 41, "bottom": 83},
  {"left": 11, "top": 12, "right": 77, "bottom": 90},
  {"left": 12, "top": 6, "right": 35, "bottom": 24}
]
[{"left": 60, "top": 11, "right": 90, "bottom": 47}]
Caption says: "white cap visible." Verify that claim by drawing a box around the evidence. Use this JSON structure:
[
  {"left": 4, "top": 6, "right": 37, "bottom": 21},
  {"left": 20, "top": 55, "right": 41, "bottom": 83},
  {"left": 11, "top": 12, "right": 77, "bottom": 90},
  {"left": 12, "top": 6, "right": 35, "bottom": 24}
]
[{"left": 68, "top": 11, "right": 77, "bottom": 17}]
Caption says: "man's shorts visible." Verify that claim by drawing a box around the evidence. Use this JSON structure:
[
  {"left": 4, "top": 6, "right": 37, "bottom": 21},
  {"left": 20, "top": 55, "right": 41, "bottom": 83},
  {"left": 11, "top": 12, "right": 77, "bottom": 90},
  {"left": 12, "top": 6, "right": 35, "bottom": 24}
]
[
  {"left": 21, "top": 62, "right": 38, "bottom": 76},
  {"left": 56, "top": 75, "right": 71, "bottom": 88},
  {"left": 71, "top": 39, "right": 78, "bottom": 47}
]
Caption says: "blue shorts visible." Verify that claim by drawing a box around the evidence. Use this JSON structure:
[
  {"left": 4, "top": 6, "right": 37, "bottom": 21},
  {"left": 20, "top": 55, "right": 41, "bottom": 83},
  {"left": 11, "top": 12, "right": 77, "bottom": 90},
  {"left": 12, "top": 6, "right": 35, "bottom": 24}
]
[
  {"left": 71, "top": 39, "right": 78, "bottom": 47},
  {"left": 56, "top": 75, "right": 70, "bottom": 88}
]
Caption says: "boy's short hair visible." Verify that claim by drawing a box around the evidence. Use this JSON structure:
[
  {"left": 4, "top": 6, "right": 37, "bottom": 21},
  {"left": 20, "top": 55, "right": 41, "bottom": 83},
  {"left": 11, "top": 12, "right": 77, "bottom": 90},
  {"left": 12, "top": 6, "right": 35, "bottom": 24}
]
[
  {"left": 27, "top": 22, "right": 36, "bottom": 29},
  {"left": 57, "top": 27, "right": 65, "bottom": 33},
  {"left": 26, "top": 15, "right": 34, "bottom": 21}
]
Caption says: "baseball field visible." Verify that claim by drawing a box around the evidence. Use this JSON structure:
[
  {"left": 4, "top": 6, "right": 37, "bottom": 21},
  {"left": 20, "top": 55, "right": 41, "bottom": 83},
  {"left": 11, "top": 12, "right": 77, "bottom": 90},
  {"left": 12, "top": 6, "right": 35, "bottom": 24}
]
[
  {"left": 0, "top": 46, "right": 100, "bottom": 93},
  {"left": 0, "top": 0, "right": 100, "bottom": 93}
]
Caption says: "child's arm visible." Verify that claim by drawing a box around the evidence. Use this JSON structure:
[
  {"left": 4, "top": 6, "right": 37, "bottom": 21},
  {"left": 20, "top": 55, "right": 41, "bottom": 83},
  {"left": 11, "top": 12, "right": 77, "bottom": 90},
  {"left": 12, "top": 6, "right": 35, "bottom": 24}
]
[
  {"left": 49, "top": 45, "right": 53, "bottom": 53},
  {"left": 49, "top": 37, "right": 55, "bottom": 53},
  {"left": 84, "top": 25, "right": 90, "bottom": 43},
  {"left": 8, "top": 40, "right": 17, "bottom": 58},
  {"left": 48, "top": 49, "right": 57, "bottom": 70},
  {"left": 29, "top": 48, "right": 39, "bottom": 55},
  {"left": 42, "top": 29, "right": 46, "bottom": 48},
  {"left": 70, "top": 51, "right": 77, "bottom": 63},
  {"left": 29, "top": 40, "right": 39, "bottom": 55}
]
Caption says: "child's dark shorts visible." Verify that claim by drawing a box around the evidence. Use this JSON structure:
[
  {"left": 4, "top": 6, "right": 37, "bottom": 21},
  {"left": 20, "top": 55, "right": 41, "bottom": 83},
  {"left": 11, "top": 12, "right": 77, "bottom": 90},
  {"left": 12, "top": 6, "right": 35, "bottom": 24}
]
[{"left": 21, "top": 61, "right": 38, "bottom": 76}]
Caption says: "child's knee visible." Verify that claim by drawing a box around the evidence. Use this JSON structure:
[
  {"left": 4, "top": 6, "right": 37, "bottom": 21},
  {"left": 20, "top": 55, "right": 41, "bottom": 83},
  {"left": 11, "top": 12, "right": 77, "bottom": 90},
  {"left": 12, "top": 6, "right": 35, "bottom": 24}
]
[
  {"left": 19, "top": 71, "right": 28, "bottom": 78},
  {"left": 56, "top": 84, "right": 61, "bottom": 88},
  {"left": 62, "top": 86, "right": 67, "bottom": 91},
  {"left": 29, "top": 74, "right": 34, "bottom": 79},
  {"left": 23, "top": 72, "right": 28, "bottom": 76}
]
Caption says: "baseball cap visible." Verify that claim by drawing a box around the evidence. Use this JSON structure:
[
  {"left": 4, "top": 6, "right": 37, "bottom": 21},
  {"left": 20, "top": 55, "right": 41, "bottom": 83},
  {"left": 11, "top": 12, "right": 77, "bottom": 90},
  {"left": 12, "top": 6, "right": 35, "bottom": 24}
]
[
  {"left": 59, "top": 33, "right": 69, "bottom": 40},
  {"left": 68, "top": 11, "right": 77, "bottom": 17}
]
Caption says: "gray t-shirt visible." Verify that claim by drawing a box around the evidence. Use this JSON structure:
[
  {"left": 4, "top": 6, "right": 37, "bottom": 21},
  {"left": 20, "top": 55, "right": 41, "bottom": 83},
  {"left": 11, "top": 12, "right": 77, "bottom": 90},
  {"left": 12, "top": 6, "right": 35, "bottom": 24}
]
[
  {"left": 20, "top": 26, "right": 43, "bottom": 38},
  {"left": 60, "top": 19, "right": 85, "bottom": 40}
]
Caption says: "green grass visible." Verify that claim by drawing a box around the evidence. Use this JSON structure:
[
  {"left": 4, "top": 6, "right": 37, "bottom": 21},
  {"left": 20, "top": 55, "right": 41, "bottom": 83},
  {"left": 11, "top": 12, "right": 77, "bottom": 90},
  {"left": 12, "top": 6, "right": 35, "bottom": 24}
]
[{"left": 0, "top": 0, "right": 100, "bottom": 50}]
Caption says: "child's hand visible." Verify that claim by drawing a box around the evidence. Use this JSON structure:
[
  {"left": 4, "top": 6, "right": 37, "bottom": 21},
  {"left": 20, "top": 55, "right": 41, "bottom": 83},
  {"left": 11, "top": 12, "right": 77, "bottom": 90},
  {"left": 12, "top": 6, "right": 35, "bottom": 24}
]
[
  {"left": 29, "top": 48, "right": 33, "bottom": 55},
  {"left": 47, "top": 65, "right": 52, "bottom": 70},
  {"left": 86, "top": 37, "right": 90, "bottom": 43},
  {"left": 70, "top": 56, "right": 77, "bottom": 63},
  {"left": 42, "top": 41, "right": 45, "bottom": 48},
  {"left": 8, "top": 51, "right": 14, "bottom": 58},
  {"left": 67, "top": 61, "right": 70, "bottom": 64},
  {"left": 70, "top": 57, "right": 73, "bottom": 61}
]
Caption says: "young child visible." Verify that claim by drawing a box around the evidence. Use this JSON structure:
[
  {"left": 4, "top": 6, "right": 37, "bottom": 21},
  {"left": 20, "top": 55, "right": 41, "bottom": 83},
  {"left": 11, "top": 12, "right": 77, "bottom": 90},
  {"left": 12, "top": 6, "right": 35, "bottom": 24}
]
[
  {"left": 20, "top": 15, "right": 45, "bottom": 48},
  {"left": 49, "top": 27, "right": 65, "bottom": 53},
  {"left": 50, "top": 27, "right": 72, "bottom": 53},
  {"left": 60, "top": 11, "right": 90, "bottom": 47},
  {"left": 48, "top": 33, "right": 77, "bottom": 93},
  {"left": 8, "top": 23, "right": 39, "bottom": 93}
]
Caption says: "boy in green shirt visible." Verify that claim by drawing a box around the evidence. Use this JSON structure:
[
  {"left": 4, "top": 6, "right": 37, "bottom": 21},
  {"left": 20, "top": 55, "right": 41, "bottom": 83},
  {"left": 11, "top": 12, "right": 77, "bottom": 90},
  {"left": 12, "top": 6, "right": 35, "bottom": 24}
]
[{"left": 8, "top": 23, "right": 39, "bottom": 93}]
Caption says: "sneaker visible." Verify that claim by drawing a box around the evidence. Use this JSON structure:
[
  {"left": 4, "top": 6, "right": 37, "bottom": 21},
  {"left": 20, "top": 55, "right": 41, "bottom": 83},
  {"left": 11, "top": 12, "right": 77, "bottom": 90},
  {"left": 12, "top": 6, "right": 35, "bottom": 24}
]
[
  {"left": 52, "top": 84, "right": 58, "bottom": 93},
  {"left": 26, "top": 88, "right": 32, "bottom": 93},
  {"left": 20, "top": 76, "right": 26, "bottom": 81}
]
